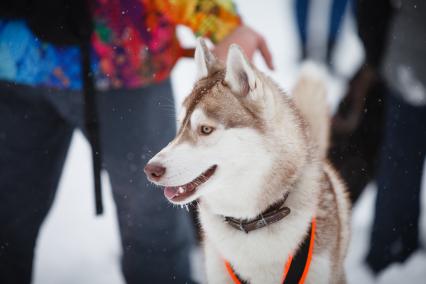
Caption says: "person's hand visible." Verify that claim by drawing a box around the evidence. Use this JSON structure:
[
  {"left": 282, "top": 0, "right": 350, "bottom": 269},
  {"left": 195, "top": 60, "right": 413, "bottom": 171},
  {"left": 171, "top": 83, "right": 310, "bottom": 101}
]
[{"left": 213, "top": 25, "right": 274, "bottom": 70}]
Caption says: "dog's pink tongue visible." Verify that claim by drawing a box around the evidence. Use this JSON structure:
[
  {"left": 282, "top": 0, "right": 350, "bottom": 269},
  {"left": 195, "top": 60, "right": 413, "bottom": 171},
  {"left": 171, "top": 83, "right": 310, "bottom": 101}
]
[{"left": 164, "top": 187, "right": 178, "bottom": 200}]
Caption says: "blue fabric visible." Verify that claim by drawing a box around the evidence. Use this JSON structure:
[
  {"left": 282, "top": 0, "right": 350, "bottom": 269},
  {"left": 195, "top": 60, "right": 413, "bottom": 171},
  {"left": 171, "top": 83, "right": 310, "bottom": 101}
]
[
  {"left": 0, "top": 20, "right": 84, "bottom": 90},
  {"left": 328, "top": 0, "right": 351, "bottom": 42},
  {"left": 295, "top": 0, "right": 309, "bottom": 47}
]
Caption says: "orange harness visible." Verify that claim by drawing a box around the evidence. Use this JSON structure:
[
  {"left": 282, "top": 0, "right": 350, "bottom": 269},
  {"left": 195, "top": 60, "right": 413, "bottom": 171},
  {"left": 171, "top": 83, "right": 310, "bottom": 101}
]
[{"left": 224, "top": 218, "right": 316, "bottom": 284}]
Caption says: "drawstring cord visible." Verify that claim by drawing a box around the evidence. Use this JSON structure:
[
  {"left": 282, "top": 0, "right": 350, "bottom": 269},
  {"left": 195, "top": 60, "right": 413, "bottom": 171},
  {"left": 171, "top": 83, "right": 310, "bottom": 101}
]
[{"left": 81, "top": 40, "right": 103, "bottom": 215}]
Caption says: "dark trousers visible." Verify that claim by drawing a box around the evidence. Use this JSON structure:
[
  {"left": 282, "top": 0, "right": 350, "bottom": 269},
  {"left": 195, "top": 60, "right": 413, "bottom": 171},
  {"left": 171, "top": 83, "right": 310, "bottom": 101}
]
[
  {"left": 366, "top": 92, "right": 426, "bottom": 273},
  {"left": 0, "top": 81, "right": 195, "bottom": 284}
]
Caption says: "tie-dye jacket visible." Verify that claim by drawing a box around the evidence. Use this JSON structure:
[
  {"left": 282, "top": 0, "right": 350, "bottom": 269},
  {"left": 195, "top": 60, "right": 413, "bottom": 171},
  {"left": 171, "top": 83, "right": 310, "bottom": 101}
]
[{"left": 0, "top": 0, "right": 240, "bottom": 90}]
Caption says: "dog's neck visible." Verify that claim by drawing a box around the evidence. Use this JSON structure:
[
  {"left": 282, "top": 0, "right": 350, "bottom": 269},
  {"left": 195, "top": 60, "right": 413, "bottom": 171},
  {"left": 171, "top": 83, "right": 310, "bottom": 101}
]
[
  {"left": 200, "top": 160, "right": 322, "bottom": 232},
  {"left": 222, "top": 192, "right": 291, "bottom": 233}
]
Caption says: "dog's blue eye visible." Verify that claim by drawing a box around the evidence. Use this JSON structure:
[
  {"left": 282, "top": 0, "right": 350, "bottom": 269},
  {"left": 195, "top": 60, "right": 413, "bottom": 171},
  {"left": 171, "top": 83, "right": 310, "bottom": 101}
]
[{"left": 200, "top": 125, "right": 214, "bottom": 135}]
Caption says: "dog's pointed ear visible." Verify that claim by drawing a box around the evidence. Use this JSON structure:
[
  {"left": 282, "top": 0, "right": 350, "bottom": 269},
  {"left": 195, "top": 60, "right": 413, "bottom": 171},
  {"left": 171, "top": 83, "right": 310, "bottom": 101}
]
[
  {"left": 224, "top": 44, "right": 256, "bottom": 97},
  {"left": 194, "top": 38, "right": 216, "bottom": 80}
]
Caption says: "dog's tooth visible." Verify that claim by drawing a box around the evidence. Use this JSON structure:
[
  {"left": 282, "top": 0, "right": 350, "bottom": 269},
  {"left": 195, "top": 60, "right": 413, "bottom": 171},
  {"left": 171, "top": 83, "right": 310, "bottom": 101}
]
[{"left": 178, "top": 187, "right": 185, "bottom": 194}]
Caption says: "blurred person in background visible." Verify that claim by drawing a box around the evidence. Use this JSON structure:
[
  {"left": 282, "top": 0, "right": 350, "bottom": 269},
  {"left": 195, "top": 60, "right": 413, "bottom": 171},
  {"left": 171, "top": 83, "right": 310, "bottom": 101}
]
[
  {"left": 328, "top": 0, "right": 387, "bottom": 205},
  {"left": 0, "top": 1, "right": 272, "bottom": 283},
  {"left": 306, "top": 0, "right": 425, "bottom": 273},
  {"left": 293, "top": 0, "right": 385, "bottom": 205},
  {"left": 294, "top": 0, "right": 354, "bottom": 66},
  {"left": 352, "top": 0, "right": 426, "bottom": 274},
  {"left": 334, "top": 0, "right": 426, "bottom": 274}
]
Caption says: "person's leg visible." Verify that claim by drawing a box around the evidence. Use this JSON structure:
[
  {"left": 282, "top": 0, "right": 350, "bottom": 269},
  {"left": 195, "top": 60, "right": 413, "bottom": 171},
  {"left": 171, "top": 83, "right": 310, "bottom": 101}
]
[
  {"left": 295, "top": 0, "right": 310, "bottom": 60},
  {"left": 97, "top": 80, "right": 195, "bottom": 283},
  {"left": 0, "top": 83, "right": 73, "bottom": 284},
  {"left": 326, "top": 0, "right": 350, "bottom": 64},
  {"left": 366, "top": 93, "right": 426, "bottom": 273}
]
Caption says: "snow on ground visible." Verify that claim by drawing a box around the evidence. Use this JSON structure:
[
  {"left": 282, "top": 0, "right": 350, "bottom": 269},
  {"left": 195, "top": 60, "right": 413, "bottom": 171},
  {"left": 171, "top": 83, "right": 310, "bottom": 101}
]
[{"left": 32, "top": 1, "right": 425, "bottom": 283}]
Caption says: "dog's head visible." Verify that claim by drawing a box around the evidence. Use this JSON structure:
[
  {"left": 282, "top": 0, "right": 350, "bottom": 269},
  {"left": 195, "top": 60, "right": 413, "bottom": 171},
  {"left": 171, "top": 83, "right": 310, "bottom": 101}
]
[{"left": 144, "top": 39, "right": 311, "bottom": 218}]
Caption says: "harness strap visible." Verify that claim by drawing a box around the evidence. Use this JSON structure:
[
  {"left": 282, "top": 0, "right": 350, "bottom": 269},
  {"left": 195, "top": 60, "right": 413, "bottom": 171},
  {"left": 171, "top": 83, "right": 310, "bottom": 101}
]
[
  {"left": 282, "top": 218, "right": 316, "bottom": 283},
  {"left": 81, "top": 40, "right": 103, "bottom": 215},
  {"left": 225, "top": 261, "right": 247, "bottom": 284},
  {"left": 224, "top": 218, "right": 316, "bottom": 284}
]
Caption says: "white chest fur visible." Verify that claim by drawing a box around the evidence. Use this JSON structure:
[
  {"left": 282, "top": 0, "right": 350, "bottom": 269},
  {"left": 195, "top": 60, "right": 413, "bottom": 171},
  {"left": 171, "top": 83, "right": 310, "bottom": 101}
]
[{"left": 199, "top": 192, "right": 316, "bottom": 284}]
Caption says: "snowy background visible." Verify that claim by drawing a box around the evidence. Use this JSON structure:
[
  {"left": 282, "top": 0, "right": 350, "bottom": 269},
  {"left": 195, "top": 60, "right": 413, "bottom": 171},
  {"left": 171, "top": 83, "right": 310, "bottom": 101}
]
[{"left": 32, "top": 1, "right": 426, "bottom": 283}]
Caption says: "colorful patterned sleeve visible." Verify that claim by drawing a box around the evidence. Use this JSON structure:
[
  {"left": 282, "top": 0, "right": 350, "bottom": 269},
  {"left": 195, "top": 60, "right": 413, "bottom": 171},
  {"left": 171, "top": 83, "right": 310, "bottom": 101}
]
[{"left": 155, "top": 0, "right": 242, "bottom": 43}]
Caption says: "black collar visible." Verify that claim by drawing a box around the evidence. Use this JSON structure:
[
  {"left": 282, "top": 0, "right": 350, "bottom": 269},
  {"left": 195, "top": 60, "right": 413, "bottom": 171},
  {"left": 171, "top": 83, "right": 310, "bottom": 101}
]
[{"left": 223, "top": 192, "right": 291, "bottom": 233}]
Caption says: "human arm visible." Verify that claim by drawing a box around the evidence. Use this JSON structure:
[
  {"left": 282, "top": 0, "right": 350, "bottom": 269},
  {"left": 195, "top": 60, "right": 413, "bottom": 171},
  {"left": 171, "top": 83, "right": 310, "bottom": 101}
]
[{"left": 157, "top": 0, "right": 274, "bottom": 69}]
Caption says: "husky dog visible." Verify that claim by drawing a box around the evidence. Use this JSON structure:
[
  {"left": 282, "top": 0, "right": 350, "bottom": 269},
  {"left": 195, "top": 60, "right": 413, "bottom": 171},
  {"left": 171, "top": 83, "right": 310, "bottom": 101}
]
[{"left": 145, "top": 38, "right": 350, "bottom": 284}]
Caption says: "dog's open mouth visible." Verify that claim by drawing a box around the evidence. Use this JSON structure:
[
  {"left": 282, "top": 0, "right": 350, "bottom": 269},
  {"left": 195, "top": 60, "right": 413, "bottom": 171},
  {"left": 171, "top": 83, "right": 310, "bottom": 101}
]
[{"left": 164, "top": 165, "right": 217, "bottom": 202}]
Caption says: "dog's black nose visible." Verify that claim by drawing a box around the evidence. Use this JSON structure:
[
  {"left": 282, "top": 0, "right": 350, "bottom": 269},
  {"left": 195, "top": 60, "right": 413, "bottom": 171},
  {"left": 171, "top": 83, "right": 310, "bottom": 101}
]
[{"left": 144, "top": 163, "right": 166, "bottom": 181}]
